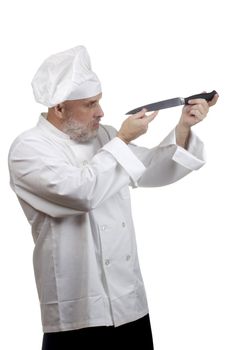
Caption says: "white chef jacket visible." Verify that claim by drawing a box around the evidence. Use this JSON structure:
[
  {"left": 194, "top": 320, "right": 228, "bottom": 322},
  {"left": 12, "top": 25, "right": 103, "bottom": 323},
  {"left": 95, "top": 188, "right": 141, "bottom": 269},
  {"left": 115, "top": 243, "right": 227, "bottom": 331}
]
[{"left": 8, "top": 113, "right": 205, "bottom": 333}]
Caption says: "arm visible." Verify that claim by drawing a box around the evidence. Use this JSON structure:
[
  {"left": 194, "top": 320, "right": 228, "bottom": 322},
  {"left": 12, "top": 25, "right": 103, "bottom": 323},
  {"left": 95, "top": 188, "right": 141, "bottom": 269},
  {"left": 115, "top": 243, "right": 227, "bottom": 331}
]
[
  {"left": 129, "top": 128, "right": 205, "bottom": 187},
  {"left": 9, "top": 109, "right": 158, "bottom": 218},
  {"left": 9, "top": 137, "right": 146, "bottom": 218},
  {"left": 129, "top": 93, "right": 219, "bottom": 187}
]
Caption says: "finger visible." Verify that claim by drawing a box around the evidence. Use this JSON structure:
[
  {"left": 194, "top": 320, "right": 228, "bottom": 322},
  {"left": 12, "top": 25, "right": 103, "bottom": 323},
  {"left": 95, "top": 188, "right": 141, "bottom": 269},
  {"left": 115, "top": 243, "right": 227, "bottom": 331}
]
[
  {"left": 208, "top": 93, "right": 219, "bottom": 107},
  {"left": 132, "top": 108, "right": 147, "bottom": 119},
  {"left": 190, "top": 103, "right": 208, "bottom": 116},
  {"left": 190, "top": 109, "right": 203, "bottom": 119},
  {"left": 187, "top": 98, "right": 209, "bottom": 106},
  {"left": 189, "top": 101, "right": 209, "bottom": 116},
  {"left": 182, "top": 104, "right": 191, "bottom": 113},
  {"left": 190, "top": 109, "right": 201, "bottom": 117},
  {"left": 144, "top": 110, "right": 159, "bottom": 123},
  {"left": 145, "top": 110, "right": 159, "bottom": 118}
]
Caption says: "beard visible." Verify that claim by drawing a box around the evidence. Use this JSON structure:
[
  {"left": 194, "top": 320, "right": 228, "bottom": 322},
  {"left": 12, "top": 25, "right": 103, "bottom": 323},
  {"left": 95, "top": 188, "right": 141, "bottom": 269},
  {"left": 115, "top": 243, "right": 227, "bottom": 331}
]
[{"left": 61, "top": 117, "right": 100, "bottom": 142}]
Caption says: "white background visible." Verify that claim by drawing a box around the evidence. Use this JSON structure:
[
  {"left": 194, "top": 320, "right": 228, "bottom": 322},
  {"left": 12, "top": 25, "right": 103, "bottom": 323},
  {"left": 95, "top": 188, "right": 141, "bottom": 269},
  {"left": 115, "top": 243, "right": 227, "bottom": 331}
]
[{"left": 1, "top": 0, "right": 232, "bottom": 349}]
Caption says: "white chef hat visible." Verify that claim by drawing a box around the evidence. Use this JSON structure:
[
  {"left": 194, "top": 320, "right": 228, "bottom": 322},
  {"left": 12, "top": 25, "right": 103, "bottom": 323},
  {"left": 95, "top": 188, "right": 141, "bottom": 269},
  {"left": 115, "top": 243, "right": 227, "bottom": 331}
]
[{"left": 31, "top": 45, "right": 102, "bottom": 107}]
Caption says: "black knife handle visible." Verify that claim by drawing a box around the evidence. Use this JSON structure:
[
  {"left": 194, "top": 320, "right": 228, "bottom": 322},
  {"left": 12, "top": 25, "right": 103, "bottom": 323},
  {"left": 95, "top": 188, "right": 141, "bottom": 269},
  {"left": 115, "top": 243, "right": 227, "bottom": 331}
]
[{"left": 184, "top": 90, "right": 217, "bottom": 104}]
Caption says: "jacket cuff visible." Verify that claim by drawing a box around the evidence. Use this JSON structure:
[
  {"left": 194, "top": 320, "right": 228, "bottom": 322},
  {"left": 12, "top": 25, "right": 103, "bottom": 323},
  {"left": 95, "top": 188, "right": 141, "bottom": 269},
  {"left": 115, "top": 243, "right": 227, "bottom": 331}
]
[
  {"left": 102, "top": 137, "right": 146, "bottom": 187},
  {"left": 159, "top": 129, "right": 206, "bottom": 171}
]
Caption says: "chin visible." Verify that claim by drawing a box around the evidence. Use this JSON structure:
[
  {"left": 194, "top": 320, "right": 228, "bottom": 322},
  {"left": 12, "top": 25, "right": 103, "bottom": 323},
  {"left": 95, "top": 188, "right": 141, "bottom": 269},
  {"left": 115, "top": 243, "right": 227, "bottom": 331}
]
[{"left": 70, "top": 129, "right": 98, "bottom": 142}]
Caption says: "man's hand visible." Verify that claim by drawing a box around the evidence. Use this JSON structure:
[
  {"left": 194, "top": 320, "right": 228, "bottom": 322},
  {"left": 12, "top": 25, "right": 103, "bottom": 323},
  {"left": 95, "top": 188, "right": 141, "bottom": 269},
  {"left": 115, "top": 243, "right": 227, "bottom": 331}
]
[
  {"left": 179, "top": 92, "right": 219, "bottom": 128},
  {"left": 117, "top": 109, "right": 159, "bottom": 144},
  {"left": 176, "top": 92, "right": 219, "bottom": 148}
]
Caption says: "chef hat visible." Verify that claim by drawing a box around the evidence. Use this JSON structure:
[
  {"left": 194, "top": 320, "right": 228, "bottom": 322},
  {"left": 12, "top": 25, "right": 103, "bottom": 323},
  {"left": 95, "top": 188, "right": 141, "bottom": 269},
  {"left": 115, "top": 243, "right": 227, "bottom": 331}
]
[{"left": 31, "top": 45, "right": 102, "bottom": 107}]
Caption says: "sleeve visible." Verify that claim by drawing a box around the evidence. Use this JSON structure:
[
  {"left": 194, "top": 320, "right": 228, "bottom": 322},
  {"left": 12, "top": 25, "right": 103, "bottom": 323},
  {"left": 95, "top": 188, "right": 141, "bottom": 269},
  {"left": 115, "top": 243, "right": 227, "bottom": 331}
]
[
  {"left": 8, "top": 137, "right": 146, "bottom": 218},
  {"left": 128, "top": 128, "right": 206, "bottom": 187}
]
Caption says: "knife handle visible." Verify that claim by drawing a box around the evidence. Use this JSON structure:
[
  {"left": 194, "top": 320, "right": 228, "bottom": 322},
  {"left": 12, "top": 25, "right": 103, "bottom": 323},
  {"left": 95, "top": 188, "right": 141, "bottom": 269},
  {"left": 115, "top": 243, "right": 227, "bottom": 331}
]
[{"left": 184, "top": 90, "right": 217, "bottom": 104}]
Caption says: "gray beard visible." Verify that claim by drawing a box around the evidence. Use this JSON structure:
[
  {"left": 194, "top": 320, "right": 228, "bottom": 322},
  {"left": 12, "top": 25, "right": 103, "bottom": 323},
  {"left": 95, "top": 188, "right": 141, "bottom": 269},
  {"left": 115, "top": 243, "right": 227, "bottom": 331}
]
[{"left": 61, "top": 119, "right": 99, "bottom": 142}]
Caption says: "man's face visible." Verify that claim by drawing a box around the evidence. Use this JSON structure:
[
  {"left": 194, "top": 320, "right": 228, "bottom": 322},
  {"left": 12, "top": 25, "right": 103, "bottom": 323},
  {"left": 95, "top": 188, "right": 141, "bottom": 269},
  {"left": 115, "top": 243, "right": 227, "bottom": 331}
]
[{"left": 59, "top": 93, "right": 104, "bottom": 142}]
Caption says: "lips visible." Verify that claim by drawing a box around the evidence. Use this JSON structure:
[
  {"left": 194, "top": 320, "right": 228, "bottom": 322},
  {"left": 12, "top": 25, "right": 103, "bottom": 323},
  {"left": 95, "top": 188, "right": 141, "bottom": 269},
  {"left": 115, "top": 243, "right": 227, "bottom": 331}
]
[{"left": 92, "top": 119, "right": 101, "bottom": 128}]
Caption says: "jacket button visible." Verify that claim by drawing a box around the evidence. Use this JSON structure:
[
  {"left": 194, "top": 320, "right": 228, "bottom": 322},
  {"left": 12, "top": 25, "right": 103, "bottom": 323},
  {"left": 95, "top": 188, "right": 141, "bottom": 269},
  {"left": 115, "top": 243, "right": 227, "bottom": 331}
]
[
  {"left": 122, "top": 222, "right": 126, "bottom": 228},
  {"left": 126, "top": 255, "right": 131, "bottom": 261},
  {"left": 101, "top": 225, "right": 107, "bottom": 231},
  {"left": 105, "top": 259, "right": 110, "bottom": 266}
]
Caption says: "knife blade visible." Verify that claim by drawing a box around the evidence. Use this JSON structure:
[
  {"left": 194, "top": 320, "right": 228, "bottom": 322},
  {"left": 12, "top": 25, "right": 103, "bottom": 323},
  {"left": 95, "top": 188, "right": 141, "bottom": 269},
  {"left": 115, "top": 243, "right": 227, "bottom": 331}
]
[{"left": 126, "top": 90, "right": 217, "bottom": 115}]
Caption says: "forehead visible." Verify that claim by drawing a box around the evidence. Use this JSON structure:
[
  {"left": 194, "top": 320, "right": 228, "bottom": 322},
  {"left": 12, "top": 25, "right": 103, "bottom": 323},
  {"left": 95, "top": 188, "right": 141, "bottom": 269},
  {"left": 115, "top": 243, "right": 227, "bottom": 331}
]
[
  {"left": 84, "top": 93, "right": 102, "bottom": 102},
  {"left": 65, "top": 93, "right": 102, "bottom": 107}
]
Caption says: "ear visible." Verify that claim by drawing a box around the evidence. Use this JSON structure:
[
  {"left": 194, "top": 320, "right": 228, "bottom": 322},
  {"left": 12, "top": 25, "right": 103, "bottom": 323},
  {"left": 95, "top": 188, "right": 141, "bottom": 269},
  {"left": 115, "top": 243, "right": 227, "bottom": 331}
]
[{"left": 54, "top": 103, "right": 65, "bottom": 119}]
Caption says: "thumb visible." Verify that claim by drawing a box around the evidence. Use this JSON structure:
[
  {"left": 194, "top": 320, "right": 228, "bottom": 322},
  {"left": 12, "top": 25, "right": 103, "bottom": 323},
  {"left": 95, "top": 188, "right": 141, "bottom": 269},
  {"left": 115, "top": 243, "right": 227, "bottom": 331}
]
[{"left": 144, "top": 110, "right": 159, "bottom": 123}]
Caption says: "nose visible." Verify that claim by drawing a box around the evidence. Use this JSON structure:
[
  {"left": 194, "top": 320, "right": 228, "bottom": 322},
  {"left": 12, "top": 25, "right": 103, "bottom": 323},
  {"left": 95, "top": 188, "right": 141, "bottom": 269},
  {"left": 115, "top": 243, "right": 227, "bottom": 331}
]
[{"left": 96, "top": 104, "right": 104, "bottom": 118}]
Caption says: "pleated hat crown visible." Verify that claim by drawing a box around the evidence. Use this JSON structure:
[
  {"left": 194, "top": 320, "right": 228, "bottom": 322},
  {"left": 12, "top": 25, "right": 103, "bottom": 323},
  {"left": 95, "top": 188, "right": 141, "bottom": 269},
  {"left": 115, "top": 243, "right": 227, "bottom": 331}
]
[{"left": 31, "top": 45, "right": 102, "bottom": 107}]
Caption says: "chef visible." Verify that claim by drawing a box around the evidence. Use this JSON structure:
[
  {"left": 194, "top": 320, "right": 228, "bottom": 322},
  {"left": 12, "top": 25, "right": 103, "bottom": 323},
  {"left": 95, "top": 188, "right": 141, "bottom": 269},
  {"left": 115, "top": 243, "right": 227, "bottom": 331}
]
[{"left": 8, "top": 45, "right": 218, "bottom": 350}]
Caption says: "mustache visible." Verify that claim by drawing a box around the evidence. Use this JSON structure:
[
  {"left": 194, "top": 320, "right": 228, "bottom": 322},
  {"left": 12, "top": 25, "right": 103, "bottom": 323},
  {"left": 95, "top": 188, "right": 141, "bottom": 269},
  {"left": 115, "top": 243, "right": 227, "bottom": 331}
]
[{"left": 93, "top": 117, "right": 102, "bottom": 122}]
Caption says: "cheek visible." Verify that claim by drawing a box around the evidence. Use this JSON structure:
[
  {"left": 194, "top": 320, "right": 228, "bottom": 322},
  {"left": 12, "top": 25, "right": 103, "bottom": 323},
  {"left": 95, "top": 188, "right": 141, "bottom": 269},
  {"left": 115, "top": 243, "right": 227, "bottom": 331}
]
[
  {"left": 70, "top": 110, "right": 93, "bottom": 125},
  {"left": 83, "top": 114, "right": 95, "bottom": 126},
  {"left": 87, "top": 110, "right": 99, "bottom": 124}
]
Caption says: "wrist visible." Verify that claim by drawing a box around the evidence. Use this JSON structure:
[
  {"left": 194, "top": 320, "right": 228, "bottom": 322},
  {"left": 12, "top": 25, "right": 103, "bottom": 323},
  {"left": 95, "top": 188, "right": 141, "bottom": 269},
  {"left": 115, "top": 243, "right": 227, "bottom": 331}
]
[
  {"left": 117, "top": 132, "right": 129, "bottom": 144},
  {"left": 175, "top": 124, "right": 191, "bottom": 149},
  {"left": 176, "top": 123, "right": 191, "bottom": 134}
]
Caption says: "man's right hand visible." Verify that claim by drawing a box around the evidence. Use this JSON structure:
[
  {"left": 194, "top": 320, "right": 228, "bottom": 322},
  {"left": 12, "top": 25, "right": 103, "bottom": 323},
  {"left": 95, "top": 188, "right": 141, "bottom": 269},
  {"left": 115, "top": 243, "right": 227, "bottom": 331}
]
[{"left": 117, "top": 109, "right": 159, "bottom": 144}]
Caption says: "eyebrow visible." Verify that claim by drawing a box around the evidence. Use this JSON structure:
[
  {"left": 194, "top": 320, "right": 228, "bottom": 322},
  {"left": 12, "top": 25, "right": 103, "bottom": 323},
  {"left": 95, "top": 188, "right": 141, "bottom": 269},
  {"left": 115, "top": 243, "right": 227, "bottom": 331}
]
[{"left": 85, "top": 97, "right": 101, "bottom": 104}]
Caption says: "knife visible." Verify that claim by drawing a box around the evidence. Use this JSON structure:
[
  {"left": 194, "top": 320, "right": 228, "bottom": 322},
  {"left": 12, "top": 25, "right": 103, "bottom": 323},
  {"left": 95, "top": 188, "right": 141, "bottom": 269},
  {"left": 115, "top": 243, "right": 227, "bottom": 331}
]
[{"left": 126, "top": 90, "right": 217, "bottom": 115}]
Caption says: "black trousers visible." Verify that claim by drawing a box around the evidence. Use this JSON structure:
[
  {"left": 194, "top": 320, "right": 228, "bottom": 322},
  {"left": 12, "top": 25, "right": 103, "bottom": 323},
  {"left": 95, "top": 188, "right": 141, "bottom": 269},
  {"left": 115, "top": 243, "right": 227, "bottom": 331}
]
[{"left": 42, "top": 314, "right": 154, "bottom": 349}]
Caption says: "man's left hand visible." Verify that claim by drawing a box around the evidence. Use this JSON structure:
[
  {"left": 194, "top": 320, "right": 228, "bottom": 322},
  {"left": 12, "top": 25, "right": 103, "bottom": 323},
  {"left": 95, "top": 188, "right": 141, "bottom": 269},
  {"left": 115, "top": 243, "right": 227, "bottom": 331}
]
[
  {"left": 179, "top": 92, "right": 219, "bottom": 129},
  {"left": 175, "top": 92, "right": 219, "bottom": 148}
]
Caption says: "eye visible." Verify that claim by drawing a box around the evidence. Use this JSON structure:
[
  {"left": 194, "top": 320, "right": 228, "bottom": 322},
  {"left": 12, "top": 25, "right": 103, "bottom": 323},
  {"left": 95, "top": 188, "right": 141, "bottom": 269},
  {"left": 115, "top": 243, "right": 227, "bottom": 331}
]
[{"left": 88, "top": 101, "right": 97, "bottom": 108}]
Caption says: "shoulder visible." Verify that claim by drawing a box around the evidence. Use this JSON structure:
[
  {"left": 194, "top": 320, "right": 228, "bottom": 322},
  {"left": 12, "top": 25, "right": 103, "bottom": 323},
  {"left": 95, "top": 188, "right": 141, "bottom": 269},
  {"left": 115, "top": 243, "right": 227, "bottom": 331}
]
[
  {"left": 8, "top": 125, "right": 52, "bottom": 161},
  {"left": 9, "top": 127, "right": 37, "bottom": 151}
]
